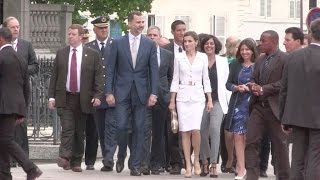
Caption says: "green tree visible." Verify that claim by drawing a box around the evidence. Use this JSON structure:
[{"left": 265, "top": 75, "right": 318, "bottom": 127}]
[{"left": 31, "top": 0, "right": 154, "bottom": 31}]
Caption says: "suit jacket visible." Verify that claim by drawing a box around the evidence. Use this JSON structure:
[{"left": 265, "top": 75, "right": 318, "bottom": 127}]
[
  {"left": 48, "top": 46, "right": 104, "bottom": 114},
  {"left": 157, "top": 48, "right": 174, "bottom": 107},
  {"left": 163, "top": 41, "right": 175, "bottom": 57},
  {"left": 170, "top": 52, "right": 211, "bottom": 102},
  {"left": 85, "top": 38, "right": 112, "bottom": 109},
  {"left": 249, "top": 49, "right": 287, "bottom": 120},
  {"left": 0, "top": 46, "right": 30, "bottom": 117},
  {"left": 280, "top": 44, "right": 320, "bottom": 129},
  {"left": 16, "top": 38, "right": 39, "bottom": 76},
  {"left": 105, "top": 34, "right": 159, "bottom": 104}
]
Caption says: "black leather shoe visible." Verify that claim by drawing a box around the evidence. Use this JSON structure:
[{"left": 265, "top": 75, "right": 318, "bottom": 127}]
[
  {"left": 101, "top": 166, "right": 113, "bottom": 172},
  {"left": 260, "top": 170, "right": 268, "bottom": 178},
  {"left": 130, "top": 169, "right": 141, "bottom": 176},
  {"left": 141, "top": 167, "right": 150, "bottom": 175},
  {"left": 116, "top": 160, "right": 124, "bottom": 173},
  {"left": 86, "top": 165, "right": 95, "bottom": 170},
  {"left": 27, "top": 167, "right": 43, "bottom": 180},
  {"left": 151, "top": 169, "right": 160, "bottom": 175},
  {"left": 169, "top": 165, "right": 181, "bottom": 175},
  {"left": 221, "top": 164, "right": 228, "bottom": 173}
]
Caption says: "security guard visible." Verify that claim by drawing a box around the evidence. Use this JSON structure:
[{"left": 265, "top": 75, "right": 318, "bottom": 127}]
[{"left": 84, "top": 16, "right": 117, "bottom": 172}]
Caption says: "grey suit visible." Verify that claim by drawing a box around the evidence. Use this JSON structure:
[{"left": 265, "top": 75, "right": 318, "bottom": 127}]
[
  {"left": 105, "top": 34, "right": 159, "bottom": 170},
  {"left": 280, "top": 44, "right": 320, "bottom": 180},
  {"left": 84, "top": 39, "right": 117, "bottom": 168},
  {"left": 13, "top": 38, "right": 38, "bottom": 160},
  {"left": 142, "top": 47, "right": 173, "bottom": 170}
]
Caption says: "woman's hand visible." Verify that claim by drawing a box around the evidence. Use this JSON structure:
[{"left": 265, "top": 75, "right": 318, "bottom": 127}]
[
  {"left": 168, "top": 101, "right": 176, "bottom": 111},
  {"left": 206, "top": 101, "right": 213, "bottom": 112},
  {"left": 235, "top": 85, "right": 249, "bottom": 93}
]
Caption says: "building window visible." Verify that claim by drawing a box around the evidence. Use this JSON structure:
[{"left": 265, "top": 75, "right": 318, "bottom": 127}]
[
  {"left": 142, "top": 14, "right": 155, "bottom": 34},
  {"left": 260, "top": 0, "right": 272, "bottom": 17},
  {"left": 175, "top": 16, "right": 190, "bottom": 30},
  {"left": 289, "top": 0, "right": 301, "bottom": 18},
  {"left": 211, "top": 15, "right": 226, "bottom": 53}
]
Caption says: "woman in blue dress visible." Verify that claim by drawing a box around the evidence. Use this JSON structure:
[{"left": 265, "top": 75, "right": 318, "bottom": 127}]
[{"left": 224, "top": 38, "right": 259, "bottom": 179}]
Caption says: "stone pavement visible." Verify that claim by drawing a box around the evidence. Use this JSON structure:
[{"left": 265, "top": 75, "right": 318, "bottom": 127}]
[{"left": 11, "top": 160, "right": 277, "bottom": 180}]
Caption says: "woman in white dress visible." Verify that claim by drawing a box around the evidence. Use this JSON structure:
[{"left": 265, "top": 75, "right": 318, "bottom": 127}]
[{"left": 169, "top": 31, "right": 213, "bottom": 178}]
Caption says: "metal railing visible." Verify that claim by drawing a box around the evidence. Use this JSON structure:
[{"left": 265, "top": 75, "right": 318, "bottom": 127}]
[{"left": 27, "top": 56, "right": 60, "bottom": 144}]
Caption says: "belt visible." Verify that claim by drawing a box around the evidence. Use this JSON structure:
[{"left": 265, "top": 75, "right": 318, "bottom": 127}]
[
  {"left": 66, "top": 91, "right": 80, "bottom": 95},
  {"left": 179, "top": 81, "right": 201, "bottom": 86},
  {"left": 258, "top": 100, "right": 269, "bottom": 108}
]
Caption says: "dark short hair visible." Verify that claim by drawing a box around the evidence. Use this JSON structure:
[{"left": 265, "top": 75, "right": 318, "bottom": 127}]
[
  {"left": 128, "top": 11, "right": 143, "bottom": 22},
  {"left": 236, "top": 38, "right": 259, "bottom": 63},
  {"left": 183, "top": 31, "right": 199, "bottom": 50},
  {"left": 171, "top": 20, "right": 185, "bottom": 31},
  {"left": 0, "top": 27, "right": 13, "bottom": 42},
  {"left": 285, "top": 27, "right": 304, "bottom": 45},
  {"left": 2, "top": 16, "right": 18, "bottom": 28},
  {"left": 69, "top": 24, "right": 84, "bottom": 35},
  {"left": 262, "top": 30, "right": 279, "bottom": 45},
  {"left": 310, "top": 18, "right": 320, "bottom": 41},
  {"left": 200, "top": 34, "right": 222, "bottom": 54}
]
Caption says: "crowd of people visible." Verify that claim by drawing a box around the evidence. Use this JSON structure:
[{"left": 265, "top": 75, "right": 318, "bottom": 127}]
[{"left": 0, "top": 10, "right": 320, "bottom": 180}]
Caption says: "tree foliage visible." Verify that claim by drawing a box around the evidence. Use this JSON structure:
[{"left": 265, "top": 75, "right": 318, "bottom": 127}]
[{"left": 31, "top": 0, "right": 154, "bottom": 31}]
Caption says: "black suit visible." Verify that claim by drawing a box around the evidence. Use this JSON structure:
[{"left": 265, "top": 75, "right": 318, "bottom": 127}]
[
  {"left": 280, "top": 44, "right": 320, "bottom": 180},
  {"left": 163, "top": 42, "right": 183, "bottom": 170},
  {"left": 13, "top": 38, "right": 39, "bottom": 158},
  {"left": 85, "top": 39, "right": 117, "bottom": 168},
  {"left": 142, "top": 47, "right": 173, "bottom": 170},
  {"left": 0, "top": 45, "right": 37, "bottom": 179}
]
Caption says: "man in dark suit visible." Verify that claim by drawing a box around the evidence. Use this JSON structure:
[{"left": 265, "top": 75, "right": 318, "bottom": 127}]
[
  {"left": 85, "top": 16, "right": 117, "bottom": 172},
  {"left": 105, "top": 11, "right": 159, "bottom": 176},
  {"left": 48, "top": 24, "right": 104, "bottom": 172},
  {"left": 280, "top": 19, "right": 320, "bottom": 180},
  {"left": 162, "top": 20, "right": 186, "bottom": 175},
  {"left": 140, "top": 26, "right": 174, "bottom": 175},
  {"left": 2, "top": 16, "right": 39, "bottom": 161},
  {"left": 0, "top": 27, "right": 42, "bottom": 180},
  {"left": 245, "top": 30, "right": 290, "bottom": 180}
]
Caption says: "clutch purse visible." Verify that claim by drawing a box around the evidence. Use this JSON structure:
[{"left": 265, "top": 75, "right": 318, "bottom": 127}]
[{"left": 171, "top": 110, "right": 179, "bottom": 133}]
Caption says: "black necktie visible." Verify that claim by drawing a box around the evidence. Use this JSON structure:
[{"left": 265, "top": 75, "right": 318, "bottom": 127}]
[
  {"left": 100, "top": 42, "right": 105, "bottom": 54},
  {"left": 260, "top": 55, "right": 273, "bottom": 84},
  {"left": 178, "top": 46, "right": 182, "bottom": 53}
]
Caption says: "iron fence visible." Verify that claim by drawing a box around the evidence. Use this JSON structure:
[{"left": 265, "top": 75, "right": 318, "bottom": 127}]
[{"left": 27, "top": 56, "right": 60, "bottom": 144}]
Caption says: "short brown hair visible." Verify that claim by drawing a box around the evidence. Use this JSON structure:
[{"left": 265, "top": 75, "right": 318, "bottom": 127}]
[
  {"left": 69, "top": 24, "right": 84, "bottom": 35},
  {"left": 128, "top": 11, "right": 143, "bottom": 22}
]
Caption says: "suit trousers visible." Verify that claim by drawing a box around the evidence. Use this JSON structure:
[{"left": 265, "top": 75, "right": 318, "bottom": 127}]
[
  {"left": 200, "top": 101, "right": 224, "bottom": 163},
  {"left": 290, "top": 126, "right": 320, "bottom": 180},
  {"left": 0, "top": 114, "right": 36, "bottom": 180},
  {"left": 245, "top": 104, "right": 289, "bottom": 180},
  {"left": 14, "top": 120, "right": 29, "bottom": 155},
  {"left": 259, "top": 132, "right": 271, "bottom": 171},
  {"left": 116, "top": 84, "right": 146, "bottom": 170},
  {"left": 142, "top": 104, "right": 168, "bottom": 170},
  {"left": 94, "top": 108, "right": 117, "bottom": 167},
  {"left": 57, "top": 93, "right": 88, "bottom": 167},
  {"left": 85, "top": 114, "right": 98, "bottom": 166}
]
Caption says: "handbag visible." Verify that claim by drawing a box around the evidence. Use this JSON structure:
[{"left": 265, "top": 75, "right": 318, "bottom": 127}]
[{"left": 171, "top": 110, "right": 179, "bottom": 133}]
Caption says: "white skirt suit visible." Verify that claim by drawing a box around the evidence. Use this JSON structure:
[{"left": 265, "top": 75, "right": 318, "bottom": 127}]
[{"left": 170, "top": 52, "right": 211, "bottom": 132}]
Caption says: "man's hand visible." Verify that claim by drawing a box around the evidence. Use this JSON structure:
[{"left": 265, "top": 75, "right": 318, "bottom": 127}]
[
  {"left": 91, "top": 98, "right": 101, "bottom": 107},
  {"left": 48, "top": 100, "right": 56, "bottom": 110},
  {"left": 16, "top": 117, "right": 25, "bottom": 125},
  {"left": 168, "top": 101, "right": 176, "bottom": 111},
  {"left": 281, "top": 125, "right": 292, "bottom": 135},
  {"left": 148, "top": 95, "right": 157, "bottom": 107},
  {"left": 106, "top": 94, "right": 115, "bottom": 106},
  {"left": 250, "top": 83, "right": 263, "bottom": 96}
]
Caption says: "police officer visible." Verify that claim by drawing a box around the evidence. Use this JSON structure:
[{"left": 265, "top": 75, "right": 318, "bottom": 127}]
[
  {"left": 82, "top": 28, "right": 90, "bottom": 44},
  {"left": 84, "top": 16, "right": 117, "bottom": 172}
]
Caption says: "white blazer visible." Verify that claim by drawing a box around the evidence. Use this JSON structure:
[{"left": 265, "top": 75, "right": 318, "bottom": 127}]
[
  {"left": 215, "top": 55, "right": 232, "bottom": 114},
  {"left": 170, "top": 52, "right": 211, "bottom": 102}
]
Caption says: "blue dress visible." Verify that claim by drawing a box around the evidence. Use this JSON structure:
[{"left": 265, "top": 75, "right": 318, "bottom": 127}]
[{"left": 229, "top": 65, "right": 253, "bottom": 134}]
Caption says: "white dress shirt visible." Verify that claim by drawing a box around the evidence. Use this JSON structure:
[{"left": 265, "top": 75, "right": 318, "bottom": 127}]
[
  {"left": 0, "top": 44, "right": 12, "bottom": 51},
  {"left": 66, "top": 45, "right": 83, "bottom": 92},
  {"left": 157, "top": 46, "right": 161, "bottom": 67},
  {"left": 174, "top": 41, "right": 184, "bottom": 55},
  {"left": 96, "top": 38, "right": 108, "bottom": 50},
  {"left": 12, "top": 39, "right": 18, "bottom": 51}
]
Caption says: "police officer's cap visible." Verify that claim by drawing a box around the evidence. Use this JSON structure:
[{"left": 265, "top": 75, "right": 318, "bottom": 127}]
[{"left": 91, "top": 16, "right": 110, "bottom": 28}]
